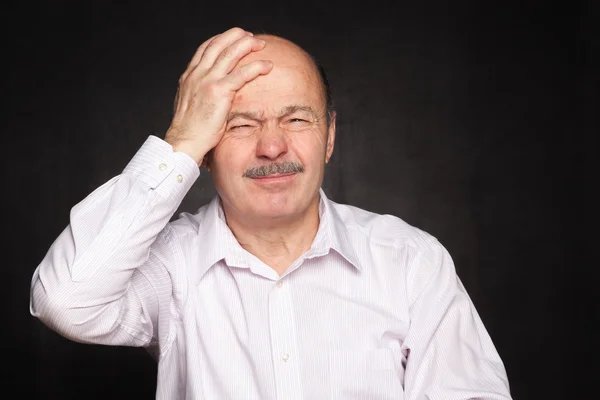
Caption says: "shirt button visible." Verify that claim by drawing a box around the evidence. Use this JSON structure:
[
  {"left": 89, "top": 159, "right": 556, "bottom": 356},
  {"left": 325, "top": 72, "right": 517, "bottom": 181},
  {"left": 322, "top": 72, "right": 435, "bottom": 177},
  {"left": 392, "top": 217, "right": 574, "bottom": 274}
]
[
  {"left": 159, "top": 163, "right": 167, "bottom": 171},
  {"left": 276, "top": 281, "right": 283, "bottom": 288},
  {"left": 282, "top": 353, "right": 289, "bottom": 362},
  {"left": 177, "top": 174, "right": 183, "bottom": 183}
]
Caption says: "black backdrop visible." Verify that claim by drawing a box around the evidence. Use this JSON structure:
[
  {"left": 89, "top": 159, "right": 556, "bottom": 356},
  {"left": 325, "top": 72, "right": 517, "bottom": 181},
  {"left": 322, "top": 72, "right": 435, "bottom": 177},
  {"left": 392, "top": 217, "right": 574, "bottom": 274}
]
[{"left": 4, "top": 1, "right": 596, "bottom": 399}]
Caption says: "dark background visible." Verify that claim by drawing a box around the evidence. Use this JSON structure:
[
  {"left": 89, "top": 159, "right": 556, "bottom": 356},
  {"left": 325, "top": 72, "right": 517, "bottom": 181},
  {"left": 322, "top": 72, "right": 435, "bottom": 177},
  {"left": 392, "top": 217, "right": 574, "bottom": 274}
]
[{"left": 3, "top": 0, "right": 596, "bottom": 399}]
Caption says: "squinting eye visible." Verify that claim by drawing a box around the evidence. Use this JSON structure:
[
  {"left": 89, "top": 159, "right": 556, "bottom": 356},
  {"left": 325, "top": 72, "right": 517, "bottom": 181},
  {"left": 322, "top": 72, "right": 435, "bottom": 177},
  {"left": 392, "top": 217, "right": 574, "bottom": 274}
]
[
  {"left": 230, "top": 125, "right": 251, "bottom": 130},
  {"left": 289, "top": 118, "right": 308, "bottom": 123}
]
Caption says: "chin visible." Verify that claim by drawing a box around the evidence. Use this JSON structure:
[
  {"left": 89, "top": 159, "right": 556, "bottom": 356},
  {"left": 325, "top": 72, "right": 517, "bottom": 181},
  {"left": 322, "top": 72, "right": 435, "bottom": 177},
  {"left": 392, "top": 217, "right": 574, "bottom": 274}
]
[
  {"left": 249, "top": 199, "right": 298, "bottom": 220},
  {"left": 246, "top": 183, "right": 319, "bottom": 219}
]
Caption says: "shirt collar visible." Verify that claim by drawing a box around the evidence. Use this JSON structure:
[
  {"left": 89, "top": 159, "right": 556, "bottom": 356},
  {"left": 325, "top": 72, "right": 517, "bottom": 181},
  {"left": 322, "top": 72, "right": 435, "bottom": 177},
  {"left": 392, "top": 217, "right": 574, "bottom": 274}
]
[{"left": 193, "top": 188, "right": 361, "bottom": 284}]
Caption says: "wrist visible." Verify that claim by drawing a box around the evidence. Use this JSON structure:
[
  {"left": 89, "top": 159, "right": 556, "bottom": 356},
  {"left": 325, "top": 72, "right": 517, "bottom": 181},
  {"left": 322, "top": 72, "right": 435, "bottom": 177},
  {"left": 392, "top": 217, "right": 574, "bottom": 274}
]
[
  {"left": 172, "top": 142, "right": 206, "bottom": 167},
  {"left": 164, "top": 131, "right": 209, "bottom": 167}
]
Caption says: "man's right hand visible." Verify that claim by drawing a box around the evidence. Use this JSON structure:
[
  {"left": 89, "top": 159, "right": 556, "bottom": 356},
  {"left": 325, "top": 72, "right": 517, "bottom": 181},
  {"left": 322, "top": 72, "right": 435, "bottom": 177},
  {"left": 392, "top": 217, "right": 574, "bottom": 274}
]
[{"left": 164, "top": 27, "right": 273, "bottom": 166}]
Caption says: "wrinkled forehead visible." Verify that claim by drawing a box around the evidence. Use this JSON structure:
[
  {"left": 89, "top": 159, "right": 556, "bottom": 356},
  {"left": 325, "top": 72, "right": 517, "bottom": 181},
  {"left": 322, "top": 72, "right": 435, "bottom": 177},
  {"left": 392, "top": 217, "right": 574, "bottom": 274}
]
[
  {"left": 233, "top": 65, "right": 320, "bottom": 103},
  {"left": 231, "top": 37, "right": 325, "bottom": 113}
]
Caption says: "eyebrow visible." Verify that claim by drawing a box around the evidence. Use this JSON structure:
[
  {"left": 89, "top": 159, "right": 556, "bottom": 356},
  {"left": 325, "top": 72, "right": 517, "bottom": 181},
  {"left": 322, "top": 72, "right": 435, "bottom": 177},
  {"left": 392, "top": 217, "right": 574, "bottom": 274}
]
[
  {"left": 227, "top": 104, "right": 320, "bottom": 123},
  {"left": 227, "top": 110, "right": 263, "bottom": 123},
  {"left": 278, "top": 105, "right": 319, "bottom": 119}
]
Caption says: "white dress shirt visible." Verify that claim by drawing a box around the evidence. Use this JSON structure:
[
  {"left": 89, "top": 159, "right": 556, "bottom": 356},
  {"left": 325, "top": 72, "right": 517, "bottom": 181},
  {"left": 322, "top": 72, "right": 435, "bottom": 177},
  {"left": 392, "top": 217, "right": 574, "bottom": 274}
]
[{"left": 30, "top": 135, "right": 511, "bottom": 399}]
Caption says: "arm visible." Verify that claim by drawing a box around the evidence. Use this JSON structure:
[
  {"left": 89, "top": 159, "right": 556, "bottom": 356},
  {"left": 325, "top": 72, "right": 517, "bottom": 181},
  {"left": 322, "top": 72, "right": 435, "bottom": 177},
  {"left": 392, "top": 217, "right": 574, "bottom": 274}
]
[
  {"left": 29, "top": 136, "right": 199, "bottom": 346},
  {"left": 402, "top": 235, "right": 512, "bottom": 399}
]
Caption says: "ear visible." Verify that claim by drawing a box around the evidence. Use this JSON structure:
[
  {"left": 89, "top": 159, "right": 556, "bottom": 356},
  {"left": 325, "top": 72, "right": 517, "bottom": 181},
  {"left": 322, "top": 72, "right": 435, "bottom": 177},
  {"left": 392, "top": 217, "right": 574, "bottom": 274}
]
[{"left": 325, "top": 111, "right": 336, "bottom": 164}]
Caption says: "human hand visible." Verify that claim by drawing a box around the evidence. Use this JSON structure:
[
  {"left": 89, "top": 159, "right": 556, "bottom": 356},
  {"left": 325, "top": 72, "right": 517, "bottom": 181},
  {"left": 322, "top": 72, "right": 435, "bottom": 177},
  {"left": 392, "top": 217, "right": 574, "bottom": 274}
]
[{"left": 164, "top": 27, "right": 273, "bottom": 166}]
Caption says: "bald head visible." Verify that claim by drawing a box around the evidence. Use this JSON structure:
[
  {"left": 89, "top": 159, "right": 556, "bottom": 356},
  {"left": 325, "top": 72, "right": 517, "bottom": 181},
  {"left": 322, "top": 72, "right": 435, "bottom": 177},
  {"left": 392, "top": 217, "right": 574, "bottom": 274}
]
[{"left": 240, "top": 33, "right": 334, "bottom": 125}]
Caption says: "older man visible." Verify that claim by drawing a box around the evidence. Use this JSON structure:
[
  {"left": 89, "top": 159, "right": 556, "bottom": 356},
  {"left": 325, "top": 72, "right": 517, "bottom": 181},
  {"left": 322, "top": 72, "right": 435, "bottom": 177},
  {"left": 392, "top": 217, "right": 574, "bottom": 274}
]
[{"left": 30, "top": 27, "right": 512, "bottom": 399}]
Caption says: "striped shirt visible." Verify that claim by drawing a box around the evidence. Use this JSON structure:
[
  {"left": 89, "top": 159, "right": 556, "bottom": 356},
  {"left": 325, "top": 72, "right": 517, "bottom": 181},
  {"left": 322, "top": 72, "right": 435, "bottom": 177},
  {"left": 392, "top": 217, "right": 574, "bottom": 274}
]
[{"left": 30, "top": 135, "right": 511, "bottom": 399}]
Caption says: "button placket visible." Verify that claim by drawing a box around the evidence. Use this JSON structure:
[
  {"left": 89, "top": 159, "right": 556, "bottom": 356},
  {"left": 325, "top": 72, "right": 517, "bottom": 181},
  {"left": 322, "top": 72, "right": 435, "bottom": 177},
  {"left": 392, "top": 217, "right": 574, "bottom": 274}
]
[{"left": 268, "top": 280, "right": 303, "bottom": 399}]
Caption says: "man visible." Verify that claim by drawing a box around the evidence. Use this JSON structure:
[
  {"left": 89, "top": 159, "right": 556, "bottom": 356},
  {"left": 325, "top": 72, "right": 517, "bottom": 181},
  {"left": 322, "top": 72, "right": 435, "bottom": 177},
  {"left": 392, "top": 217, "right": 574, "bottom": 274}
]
[{"left": 30, "top": 27, "right": 512, "bottom": 399}]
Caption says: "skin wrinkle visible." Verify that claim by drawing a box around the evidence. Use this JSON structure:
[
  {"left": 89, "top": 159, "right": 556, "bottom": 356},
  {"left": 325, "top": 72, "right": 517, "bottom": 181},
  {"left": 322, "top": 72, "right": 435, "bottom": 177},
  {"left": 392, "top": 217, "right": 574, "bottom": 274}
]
[
  {"left": 242, "top": 35, "right": 330, "bottom": 123},
  {"left": 227, "top": 105, "right": 321, "bottom": 124},
  {"left": 253, "top": 33, "right": 334, "bottom": 125}
]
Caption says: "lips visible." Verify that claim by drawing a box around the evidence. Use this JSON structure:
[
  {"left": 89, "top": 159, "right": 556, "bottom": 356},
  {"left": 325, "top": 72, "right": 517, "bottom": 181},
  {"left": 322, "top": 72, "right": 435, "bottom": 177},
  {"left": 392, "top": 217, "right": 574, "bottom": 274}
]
[
  {"left": 252, "top": 173, "right": 296, "bottom": 179},
  {"left": 249, "top": 172, "right": 297, "bottom": 183}
]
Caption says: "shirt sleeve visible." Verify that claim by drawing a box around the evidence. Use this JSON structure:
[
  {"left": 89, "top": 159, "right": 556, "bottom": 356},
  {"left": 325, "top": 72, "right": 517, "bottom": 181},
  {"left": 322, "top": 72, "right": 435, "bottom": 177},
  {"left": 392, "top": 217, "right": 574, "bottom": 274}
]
[
  {"left": 29, "top": 135, "right": 199, "bottom": 348},
  {"left": 401, "top": 235, "right": 512, "bottom": 399}
]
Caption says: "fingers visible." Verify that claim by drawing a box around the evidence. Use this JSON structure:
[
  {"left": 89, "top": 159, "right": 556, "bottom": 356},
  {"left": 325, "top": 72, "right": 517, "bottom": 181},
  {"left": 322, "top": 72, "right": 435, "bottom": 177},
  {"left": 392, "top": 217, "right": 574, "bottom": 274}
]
[
  {"left": 194, "top": 27, "right": 251, "bottom": 74},
  {"left": 220, "top": 60, "right": 274, "bottom": 92},
  {"left": 180, "top": 27, "right": 251, "bottom": 83},
  {"left": 210, "top": 35, "right": 267, "bottom": 76}
]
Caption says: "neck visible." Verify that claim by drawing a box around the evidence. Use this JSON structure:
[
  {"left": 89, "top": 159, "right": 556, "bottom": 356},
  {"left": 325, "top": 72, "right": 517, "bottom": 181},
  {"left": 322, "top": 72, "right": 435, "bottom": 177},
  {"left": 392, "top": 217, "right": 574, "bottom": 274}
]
[{"left": 223, "top": 195, "right": 321, "bottom": 276}]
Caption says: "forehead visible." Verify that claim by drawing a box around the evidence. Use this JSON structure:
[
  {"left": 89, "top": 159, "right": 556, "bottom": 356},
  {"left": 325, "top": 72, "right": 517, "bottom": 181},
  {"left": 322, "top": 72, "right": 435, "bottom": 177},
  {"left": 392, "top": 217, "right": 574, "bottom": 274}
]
[
  {"left": 232, "top": 38, "right": 325, "bottom": 112},
  {"left": 232, "top": 65, "right": 323, "bottom": 111}
]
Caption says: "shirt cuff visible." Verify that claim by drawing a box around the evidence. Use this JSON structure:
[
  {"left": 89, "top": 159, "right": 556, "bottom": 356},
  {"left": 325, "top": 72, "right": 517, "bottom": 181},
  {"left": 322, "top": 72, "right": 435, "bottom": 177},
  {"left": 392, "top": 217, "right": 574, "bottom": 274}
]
[{"left": 122, "top": 135, "right": 200, "bottom": 201}]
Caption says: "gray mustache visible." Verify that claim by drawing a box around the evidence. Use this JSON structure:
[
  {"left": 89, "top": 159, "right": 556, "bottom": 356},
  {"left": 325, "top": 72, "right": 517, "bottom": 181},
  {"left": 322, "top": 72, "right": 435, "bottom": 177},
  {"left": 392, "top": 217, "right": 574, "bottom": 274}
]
[{"left": 243, "top": 162, "right": 305, "bottom": 178}]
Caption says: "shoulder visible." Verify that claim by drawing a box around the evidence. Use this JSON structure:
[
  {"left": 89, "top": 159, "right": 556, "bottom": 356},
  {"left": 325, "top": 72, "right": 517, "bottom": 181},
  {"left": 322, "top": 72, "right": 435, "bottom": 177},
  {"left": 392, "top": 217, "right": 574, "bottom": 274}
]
[
  {"left": 330, "top": 200, "right": 456, "bottom": 301},
  {"left": 330, "top": 200, "right": 441, "bottom": 251}
]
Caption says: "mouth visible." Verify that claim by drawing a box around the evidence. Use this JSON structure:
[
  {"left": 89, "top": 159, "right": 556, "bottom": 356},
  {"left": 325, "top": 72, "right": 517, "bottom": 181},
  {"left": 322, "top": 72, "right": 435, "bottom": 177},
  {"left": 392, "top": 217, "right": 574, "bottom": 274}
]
[{"left": 248, "top": 172, "right": 298, "bottom": 183}]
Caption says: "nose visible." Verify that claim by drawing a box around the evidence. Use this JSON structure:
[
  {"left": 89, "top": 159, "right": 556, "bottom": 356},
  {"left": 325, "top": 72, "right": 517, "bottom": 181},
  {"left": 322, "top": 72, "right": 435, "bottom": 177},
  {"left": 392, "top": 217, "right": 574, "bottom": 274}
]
[{"left": 255, "top": 124, "right": 289, "bottom": 160}]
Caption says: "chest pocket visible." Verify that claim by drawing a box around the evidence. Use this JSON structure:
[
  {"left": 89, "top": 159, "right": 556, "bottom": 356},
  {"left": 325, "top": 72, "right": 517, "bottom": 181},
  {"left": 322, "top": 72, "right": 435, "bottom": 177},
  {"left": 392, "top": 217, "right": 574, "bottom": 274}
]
[{"left": 328, "top": 348, "right": 405, "bottom": 400}]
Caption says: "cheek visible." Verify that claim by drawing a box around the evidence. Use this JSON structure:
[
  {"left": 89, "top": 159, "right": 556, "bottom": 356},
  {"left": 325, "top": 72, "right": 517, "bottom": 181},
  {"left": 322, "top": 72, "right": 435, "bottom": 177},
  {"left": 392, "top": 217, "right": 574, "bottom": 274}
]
[
  {"left": 213, "top": 135, "right": 255, "bottom": 171},
  {"left": 291, "top": 132, "right": 327, "bottom": 166}
]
